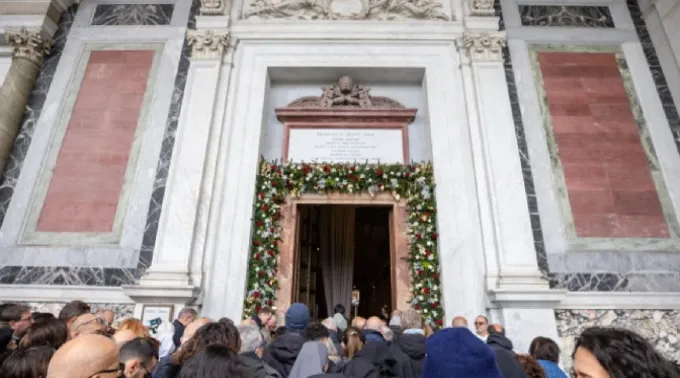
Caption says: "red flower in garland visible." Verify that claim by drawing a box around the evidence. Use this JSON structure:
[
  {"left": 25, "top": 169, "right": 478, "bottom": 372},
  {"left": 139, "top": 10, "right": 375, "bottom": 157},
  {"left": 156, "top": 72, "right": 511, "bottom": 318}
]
[
  {"left": 414, "top": 304, "right": 420, "bottom": 310},
  {"left": 257, "top": 305, "right": 262, "bottom": 312},
  {"left": 432, "top": 233, "right": 438, "bottom": 240},
  {"left": 262, "top": 205, "right": 269, "bottom": 211},
  {"left": 270, "top": 165, "right": 277, "bottom": 171},
  {"left": 258, "top": 271, "right": 265, "bottom": 277},
  {"left": 253, "top": 240, "right": 260, "bottom": 247},
  {"left": 253, "top": 291, "right": 260, "bottom": 298},
  {"left": 433, "top": 273, "right": 439, "bottom": 279},
  {"left": 436, "top": 319, "right": 443, "bottom": 326},
  {"left": 415, "top": 233, "right": 422, "bottom": 239},
  {"left": 270, "top": 227, "right": 275, "bottom": 233},
  {"left": 258, "top": 193, "right": 264, "bottom": 200},
  {"left": 431, "top": 302, "right": 439, "bottom": 309},
  {"left": 254, "top": 253, "right": 260, "bottom": 260},
  {"left": 377, "top": 183, "right": 383, "bottom": 190},
  {"left": 256, "top": 220, "right": 263, "bottom": 227},
  {"left": 376, "top": 169, "right": 383, "bottom": 176},
  {"left": 423, "top": 287, "right": 430, "bottom": 294},
  {"left": 405, "top": 172, "right": 411, "bottom": 178},
  {"left": 417, "top": 270, "right": 423, "bottom": 276},
  {"left": 323, "top": 165, "right": 330, "bottom": 173},
  {"left": 353, "top": 175, "right": 359, "bottom": 182},
  {"left": 267, "top": 250, "right": 275, "bottom": 256}
]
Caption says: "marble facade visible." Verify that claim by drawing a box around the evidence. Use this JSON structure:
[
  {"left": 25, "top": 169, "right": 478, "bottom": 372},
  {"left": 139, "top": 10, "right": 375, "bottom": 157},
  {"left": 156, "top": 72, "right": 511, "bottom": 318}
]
[{"left": 0, "top": 0, "right": 679, "bottom": 365}]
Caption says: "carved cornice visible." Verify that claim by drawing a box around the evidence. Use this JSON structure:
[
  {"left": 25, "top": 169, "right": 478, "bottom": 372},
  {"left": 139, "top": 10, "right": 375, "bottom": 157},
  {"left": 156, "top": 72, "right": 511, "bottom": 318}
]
[
  {"left": 200, "top": 0, "right": 226, "bottom": 15},
  {"left": 469, "top": 0, "right": 495, "bottom": 16},
  {"left": 6, "top": 28, "right": 53, "bottom": 66},
  {"left": 186, "top": 30, "right": 229, "bottom": 60},
  {"left": 462, "top": 32, "right": 507, "bottom": 61}
]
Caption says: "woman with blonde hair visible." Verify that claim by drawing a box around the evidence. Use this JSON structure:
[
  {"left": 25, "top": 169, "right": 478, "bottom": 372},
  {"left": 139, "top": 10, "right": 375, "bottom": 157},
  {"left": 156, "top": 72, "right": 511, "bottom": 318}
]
[
  {"left": 117, "top": 318, "right": 150, "bottom": 338},
  {"left": 341, "top": 326, "right": 365, "bottom": 360}
]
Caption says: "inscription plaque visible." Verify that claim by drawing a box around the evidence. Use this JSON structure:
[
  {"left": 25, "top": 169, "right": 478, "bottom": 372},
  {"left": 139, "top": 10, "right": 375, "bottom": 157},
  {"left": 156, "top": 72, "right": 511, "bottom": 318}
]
[{"left": 286, "top": 128, "right": 405, "bottom": 164}]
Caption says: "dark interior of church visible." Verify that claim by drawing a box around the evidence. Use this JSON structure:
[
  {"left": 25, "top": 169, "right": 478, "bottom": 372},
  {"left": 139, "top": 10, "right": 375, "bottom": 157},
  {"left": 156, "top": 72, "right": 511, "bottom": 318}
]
[{"left": 295, "top": 205, "right": 392, "bottom": 321}]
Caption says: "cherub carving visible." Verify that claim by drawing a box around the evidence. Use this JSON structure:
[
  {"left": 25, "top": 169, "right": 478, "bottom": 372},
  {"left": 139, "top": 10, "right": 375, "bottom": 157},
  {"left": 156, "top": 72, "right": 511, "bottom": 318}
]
[{"left": 319, "top": 76, "right": 373, "bottom": 108}]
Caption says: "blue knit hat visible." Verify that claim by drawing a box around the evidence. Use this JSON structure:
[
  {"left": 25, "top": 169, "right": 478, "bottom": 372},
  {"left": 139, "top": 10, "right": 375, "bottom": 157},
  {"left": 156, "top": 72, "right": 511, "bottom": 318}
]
[
  {"left": 285, "top": 303, "right": 310, "bottom": 331},
  {"left": 422, "top": 327, "right": 504, "bottom": 378}
]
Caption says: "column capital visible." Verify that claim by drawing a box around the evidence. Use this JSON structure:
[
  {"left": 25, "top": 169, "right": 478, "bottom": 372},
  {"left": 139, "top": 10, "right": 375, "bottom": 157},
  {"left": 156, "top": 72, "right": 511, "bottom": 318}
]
[
  {"left": 469, "top": 0, "right": 495, "bottom": 16},
  {"left": 462, "top": 31, "right": 507, "bottom": 62},
  {"left": 200, "top": 0, "right": 226, "bottom": 15},
  {"left": 6, "top": 28, "right": 53, "bottom": 66},
  {"left": 187, "top": 30, "right": 230, "bottom": 60}
]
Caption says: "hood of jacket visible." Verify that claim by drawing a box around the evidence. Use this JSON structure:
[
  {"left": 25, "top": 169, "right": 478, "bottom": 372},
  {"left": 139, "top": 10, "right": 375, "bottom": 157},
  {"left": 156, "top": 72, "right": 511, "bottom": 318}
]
[
  {"left": 268, "top": 331, "right": 306, "bottom": 365},
  {"left": 397, "top": 333, "right": 426, "bottom": 360},
  {"left": 487, "top": 332, "right": 514, "bottom": 351}
]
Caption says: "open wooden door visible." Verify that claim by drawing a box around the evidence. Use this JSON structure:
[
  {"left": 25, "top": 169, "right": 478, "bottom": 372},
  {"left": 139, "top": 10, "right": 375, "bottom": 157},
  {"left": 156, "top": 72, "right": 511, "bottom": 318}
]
[
  {"left": 294, "top": 206, "right": 320, "bottom": 318},
  {"left": 388, "top": 208, "right": 397, "bottom": 312}
]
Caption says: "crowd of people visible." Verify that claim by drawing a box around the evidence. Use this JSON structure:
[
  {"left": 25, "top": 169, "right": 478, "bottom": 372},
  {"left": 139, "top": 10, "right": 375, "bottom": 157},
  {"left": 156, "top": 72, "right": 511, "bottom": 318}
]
[{"left": 1, "top": 300, "right": 679, "bottom": 378}]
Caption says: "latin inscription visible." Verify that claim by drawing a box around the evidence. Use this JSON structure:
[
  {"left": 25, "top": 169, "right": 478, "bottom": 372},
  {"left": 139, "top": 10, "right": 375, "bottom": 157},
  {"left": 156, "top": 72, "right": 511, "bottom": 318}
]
[{"left": 287, "top": 128, "right": 404, "bottom": 163}]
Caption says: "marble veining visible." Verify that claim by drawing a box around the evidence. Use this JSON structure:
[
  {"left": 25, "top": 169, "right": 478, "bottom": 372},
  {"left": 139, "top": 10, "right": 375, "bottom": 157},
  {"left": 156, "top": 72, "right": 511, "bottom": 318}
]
[
  {"left": 497, "top": 1, "right": 549, "bottom": 276},
  {"left": 518, "top": 5, "right": 614, "bottom": 28},
  {"left": 92, "top": 4, "right": 174, "bottom": 26},
  {"left": 555, "top": 310, "right": 680, "bottom": 372},
  {"left": 0, "top": 1, "right": 198, "bottom": 286}
]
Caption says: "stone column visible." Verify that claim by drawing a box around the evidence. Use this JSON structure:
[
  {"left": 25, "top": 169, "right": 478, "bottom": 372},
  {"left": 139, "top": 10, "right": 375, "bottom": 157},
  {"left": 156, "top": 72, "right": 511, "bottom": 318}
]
[
  {"left": 461, "top": 32, "right": 565, "bottom": 352},
  {"left": 124, "top": 30, "right": 230, "bottom": 316},
  {"left": 0, "top": 29, "right": 51, "bottom": 175}
]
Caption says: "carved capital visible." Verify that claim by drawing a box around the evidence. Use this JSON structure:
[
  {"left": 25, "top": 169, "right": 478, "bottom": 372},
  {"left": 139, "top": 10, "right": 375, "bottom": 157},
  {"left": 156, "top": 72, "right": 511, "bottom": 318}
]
[
  {"left": 469, "top": 0, "right": 495, "bottom": 16},
  {"left": 200, "top": 0, "right": 226, "bottom": 15},
  {"left": 6, "top": 28, "right": 52, "bottom": 65},
  {"left": 187, "top": 30, "right": 229, "bottom": 60},
  {"left": 462, "top": 32, "right": 506, "bottom": 61}
]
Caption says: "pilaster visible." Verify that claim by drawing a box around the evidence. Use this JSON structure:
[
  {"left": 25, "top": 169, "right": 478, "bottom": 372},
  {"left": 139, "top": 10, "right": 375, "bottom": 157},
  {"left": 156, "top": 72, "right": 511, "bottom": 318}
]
[
  {"left": 124, "top": 29, "right": 232, "bottom": 309},
  {"left": 0, "top": 28, "right": 51, "bottom": 175},
  {"left": 460, "top": 31, "right": 566, "bottom": 351}
]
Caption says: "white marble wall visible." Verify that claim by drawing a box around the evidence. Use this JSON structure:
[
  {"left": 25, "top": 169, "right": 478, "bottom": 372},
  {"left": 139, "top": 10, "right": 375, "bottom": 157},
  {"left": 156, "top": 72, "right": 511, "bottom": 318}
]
[
  {"left": 261, "top": 82, "right": 432, "bottom": 162},
  {"left": 0, "top": 56, "right": 10, "bottom": 86},
  {"left": 555, "top": 309, "right": 680, "bottom": 372},
  {"left": 21, "top": 301, "right": 134, "bottom": 320}
]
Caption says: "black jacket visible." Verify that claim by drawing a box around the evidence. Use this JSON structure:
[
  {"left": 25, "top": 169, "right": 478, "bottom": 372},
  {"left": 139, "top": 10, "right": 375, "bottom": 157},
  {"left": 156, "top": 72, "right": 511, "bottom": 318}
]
[
  {"left": 342, "top": 341, "right": 397, "bottom": 378},
  {"left": 262, "top": 330, "right": 306, "bottom": 378},
  {"left": 240, "top": 352, "right": 281, "bottom": 378},
  {"left": 152, "top": 355, "right": 180, "bottom": 378},
  {"left": 487, "top": 333, "right": 528, "bottom": 378},
  {"left": 172, "top": 320, "right": 185, "bottom": 347},
  {"left": 396, "top": 333, "right": 426, "bottom": 377}
]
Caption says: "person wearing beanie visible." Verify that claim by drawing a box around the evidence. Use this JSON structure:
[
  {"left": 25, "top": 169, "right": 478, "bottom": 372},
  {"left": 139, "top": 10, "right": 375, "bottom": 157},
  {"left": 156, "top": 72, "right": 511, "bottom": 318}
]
[
  {"left": 422, "top": 327, "right": 504, "bottom": 378},
  {"left": 263, "top": 303, "right": 309, "bottom": 378}
]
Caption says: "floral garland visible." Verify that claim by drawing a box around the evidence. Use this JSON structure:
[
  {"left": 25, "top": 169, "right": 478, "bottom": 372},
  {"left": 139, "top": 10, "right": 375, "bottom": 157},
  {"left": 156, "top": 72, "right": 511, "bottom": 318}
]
[{"left": 245, "top": 160, "right": 443, "bottom": 326}]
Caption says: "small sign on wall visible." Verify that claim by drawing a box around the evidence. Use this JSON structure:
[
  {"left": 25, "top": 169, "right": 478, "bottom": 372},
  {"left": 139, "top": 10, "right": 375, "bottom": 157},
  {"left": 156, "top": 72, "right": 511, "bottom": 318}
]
[{"left": 141, "top": 305, "right": 174, "bottom": 335}]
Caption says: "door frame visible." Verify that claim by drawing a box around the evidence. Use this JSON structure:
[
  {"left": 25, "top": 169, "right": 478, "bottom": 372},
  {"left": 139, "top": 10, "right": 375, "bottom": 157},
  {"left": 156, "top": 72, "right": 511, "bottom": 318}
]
[{"left": 276, "top": 192, "right": 411, "bottom": 314}]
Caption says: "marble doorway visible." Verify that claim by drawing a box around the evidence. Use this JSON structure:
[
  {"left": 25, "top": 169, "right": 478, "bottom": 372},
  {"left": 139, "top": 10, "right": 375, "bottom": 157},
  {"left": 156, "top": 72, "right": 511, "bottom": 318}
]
[{"left": 275, "top": 193, "right": 411, "bottom": 314}]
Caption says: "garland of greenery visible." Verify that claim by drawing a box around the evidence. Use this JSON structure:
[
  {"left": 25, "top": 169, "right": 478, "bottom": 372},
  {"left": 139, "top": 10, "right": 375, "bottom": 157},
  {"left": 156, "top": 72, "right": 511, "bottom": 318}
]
[{"left": 245, "top": 159, "right": 443, "bottom": 326}]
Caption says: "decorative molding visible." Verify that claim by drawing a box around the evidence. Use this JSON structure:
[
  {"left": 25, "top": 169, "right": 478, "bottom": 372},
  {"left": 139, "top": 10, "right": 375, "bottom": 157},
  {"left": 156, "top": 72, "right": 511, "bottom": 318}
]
[
  {"left": 200, "top": 0, "right": 226, "bottom": 15},
  {"left": 558, "top": 292, "right": 680, "bottom": 310},
  {"left": 5, "top": 28, "right": 52, "bottom": 66},
  {"left": 470, "top": 0, "right": 495, "bottom": 16},
  {"left": 186, "top": 30, "right": 229, "bottom": 60},
  {"left": 91, "top": 4, "right": 175, "bottom": 26},
  {"left": 286, "top": 76, "right": 406, "bottom": 109},
  {"left": 517, "top": 5, "right": 615, "bottom": 27},
  {"left": 462, "top": 31, "right": 507, "bottom": 61},
  {"left": 0, "top": 285, "right": 133, "bottom": 304},
  {"left": 242, "top": 0, "right": 449, "bottom": 21}
]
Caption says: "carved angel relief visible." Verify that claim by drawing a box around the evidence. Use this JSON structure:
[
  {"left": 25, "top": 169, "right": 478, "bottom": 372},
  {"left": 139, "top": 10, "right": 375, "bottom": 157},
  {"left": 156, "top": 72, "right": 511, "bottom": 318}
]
[
  {"left": 286, "top": 76, "right": 405, "bottom": 109},
  {"left": 242, "top": 0, "right": 449, "bottom": 21}
]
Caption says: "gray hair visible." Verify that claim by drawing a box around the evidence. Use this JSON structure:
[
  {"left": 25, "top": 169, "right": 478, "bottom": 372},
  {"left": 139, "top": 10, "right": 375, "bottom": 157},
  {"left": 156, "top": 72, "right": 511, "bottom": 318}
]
[
  {"left": 401, "top": 309, "right": 423, "bottom": 331},
  {"left": 238, "top": 324, "right": 265, "bottom": 353},
  {"left": 178, "top": 307, "right": 198, "bottom": 320},
  {"left": 321, "top": 317, "right": 337, "bottom": 331}
]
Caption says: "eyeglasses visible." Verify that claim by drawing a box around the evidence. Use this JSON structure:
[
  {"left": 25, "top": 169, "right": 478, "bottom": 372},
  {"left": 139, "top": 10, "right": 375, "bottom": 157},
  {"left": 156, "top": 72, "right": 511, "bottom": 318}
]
[
  {"left": 91, "top": 362, "right": 124, "bottom": 377},
  {"left": 474, "top": 322, "right": 486, "bottom": 326},
  {"left": 75, "top": 317, "right": 107, "bottom": 330},
  {"left": 19, "top": 316, "right": 33, "bottom": 322}
]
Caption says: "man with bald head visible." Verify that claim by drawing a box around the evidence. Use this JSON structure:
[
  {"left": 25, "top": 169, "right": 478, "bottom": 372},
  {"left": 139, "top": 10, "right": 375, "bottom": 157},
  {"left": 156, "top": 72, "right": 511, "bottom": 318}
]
[
  {"left": 47, "top": 334, "right": 121, "bottom": 378},
  {"left": 487, "top": 323, "right": 527, "bottom": 378},
  {"left": 351, "top": 316, "right": 366, "bottom": 330},
  {"left": 71, "top": 313, "right": 108, "bottom": 339},
  {"left": 452, "top": 316, "right": 468, "bottom": 328}
]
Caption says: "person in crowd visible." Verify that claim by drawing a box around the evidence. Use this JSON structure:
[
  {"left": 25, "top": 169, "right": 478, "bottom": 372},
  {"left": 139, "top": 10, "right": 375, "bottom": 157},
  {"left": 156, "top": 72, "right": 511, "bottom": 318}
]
[
  {"left": 289, "top": 341, "right": 328, "bottom": 378},
  {"left": 172, "top": 308, "right": 198, "bottom": 349},
  {"left": 155, "top": 317, "right": 212, "bottom": 378},
  {"left": 397, "top": 309, "right": 426, "bottom": 377},
  {"left": 32, "top": 312, "right": 56, "bottom": 324},
  {"left": 351, "top": 316, "right": 366, "bottom": 330},
  {"left": 381, "top": 326, "right": 394, "bottom": 342},
  {"left": 238, "top": 323, "right": 280, "bottom": 378},
  {"left": 58, "top": 300, "right": 91, "bottom": 330},
  {"left": 263, "top": 303, "right": 309, "bottom": 378},
  {"left": 322, "top": 336, "right": 341, "bottom": 366},
  {"left": 474, "top": 315, "right": 489, "bottom": 342},
  {"left": 47, "top": 334, "right": 121, "bottom": 378},
  {"left": 529, "top": 336, "right": 567, "bottom": 378},
  {"left": 388, "top": 310, "right": 402, "bottom": 341},
  {"left": 70, "top": 313, "right": 108, "bottom": 338},
  {"left": 178, "top": 344, "right": 244, "bottom": 378},
  {"left": 119, "top": 318, "right": 152, "bottom": 339},
  {"left": 342, "top": 317, "right": 401, "bottom": 378},
  {"left": 422, "top": 327, "right": 503, "bottom": 378},
  {"left": 423, "top": 323, "right": 434, "bottom": 338},
  {"left": 451, "top": 316, "right": 468, "bottom": 328},
  {"left": 332, "top": 305, "right": 348, "bottom": 332},
  {"left": 262, "top": 314, "right": 278, "bottom": 346},
  {"left": 155, "top": 320, "right": 235, "bottom": 378},
  {"left": 572, "top": 326, "right": 680, "bottom": 378},
  {"left": 486, "top": 324, "right": 527, "bottom": 378},
  {"left": 155, "top": 320, "right": 178, "bottom": 359},
  {"left": 120, "top": 337, "right": 159, "bottom": 378},
  {"left": 341, "top": 327, "right": 364, "bottom": 361},
  {"left": 252, "top": 307, "right": 275, "bottom": 330},
  {"left": 517, "top": 354, "right": 547, "bottom": 378},
  {"left": 266, "top": 315, "right": 278, "bottom": 333},
  {"left": 1, "top": 305, "right": 33, "bottom": 346},
  {"left": 0, "top": 345, "right": 55, "bottom": 378},
  {"left": 19, "top": 318, "right": 69, "bottom": 349},
  {"left": 115, "top": 330, "right": 140, "bottom": 346},
  {"left": 306, "top": 322, "right": 330, "bottom": 344},
  {"left": 321, "top": 317, "right": 343, "bottom": 357},
  {"left": 96, "top": 309, "right": 116, "bottom": 328}
]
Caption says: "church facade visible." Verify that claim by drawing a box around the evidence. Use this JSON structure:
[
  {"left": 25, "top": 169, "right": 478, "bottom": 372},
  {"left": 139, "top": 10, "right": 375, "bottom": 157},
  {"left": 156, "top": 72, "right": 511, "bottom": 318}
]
[{"left": 1, "top": 0, "right": 680, "bottom": 365}]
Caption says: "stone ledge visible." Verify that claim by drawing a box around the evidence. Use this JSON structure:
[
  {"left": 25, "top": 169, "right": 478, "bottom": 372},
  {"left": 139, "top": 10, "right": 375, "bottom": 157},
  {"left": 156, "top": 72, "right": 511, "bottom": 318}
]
[
  {"left": 558, "top": 292, "right": 680, "bottom": 310},
  {"left": 488, "top": 288, "right": 568, "bottom": 308},
  {"left": 123, "top": 284, "right": 200, "bottom": 305},
  {"left": 0, "top": 284, "right": 133, "bottom": 303}
]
